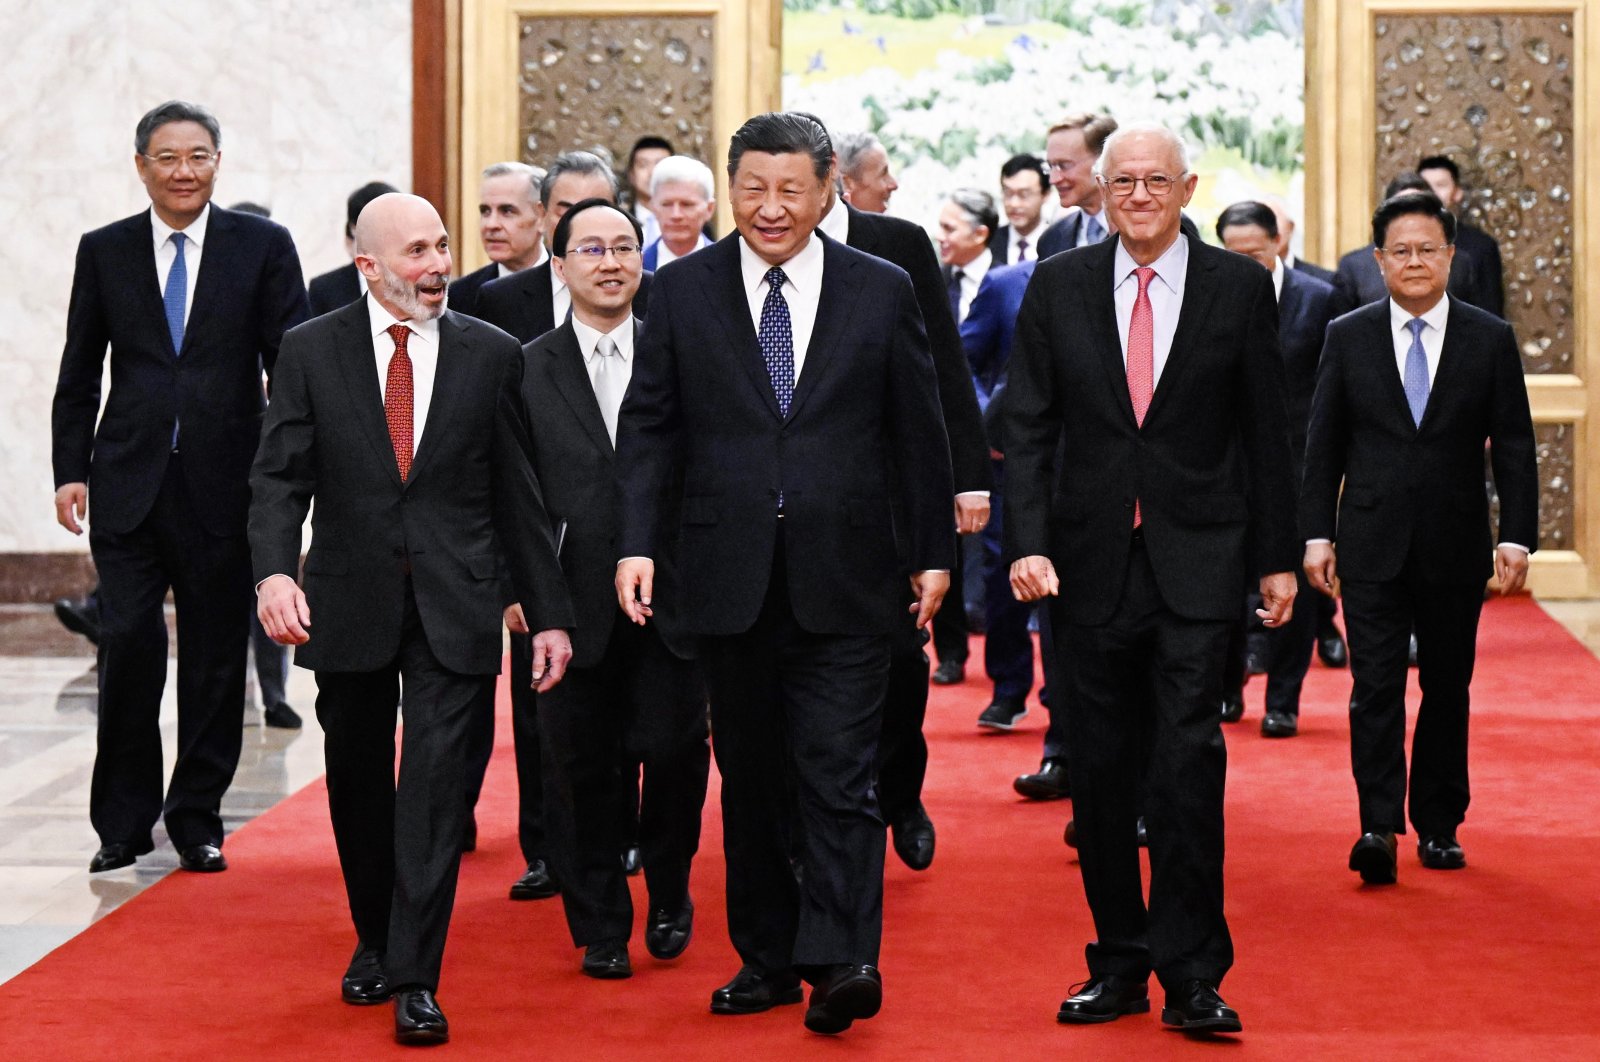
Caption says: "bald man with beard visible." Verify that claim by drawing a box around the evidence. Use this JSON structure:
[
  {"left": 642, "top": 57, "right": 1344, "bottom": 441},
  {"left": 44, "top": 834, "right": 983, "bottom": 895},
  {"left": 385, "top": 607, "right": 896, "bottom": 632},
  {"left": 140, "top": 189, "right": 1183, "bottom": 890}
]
[{"left": 250, "top": 194, "right": 573, "bottom": 1046}]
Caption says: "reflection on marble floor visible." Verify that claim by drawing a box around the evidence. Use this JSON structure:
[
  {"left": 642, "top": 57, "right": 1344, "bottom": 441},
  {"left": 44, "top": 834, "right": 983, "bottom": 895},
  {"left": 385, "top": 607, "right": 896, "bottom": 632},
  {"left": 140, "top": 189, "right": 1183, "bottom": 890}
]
[{"left": 0, "top": 605, "right": 325, "bottom": 984}]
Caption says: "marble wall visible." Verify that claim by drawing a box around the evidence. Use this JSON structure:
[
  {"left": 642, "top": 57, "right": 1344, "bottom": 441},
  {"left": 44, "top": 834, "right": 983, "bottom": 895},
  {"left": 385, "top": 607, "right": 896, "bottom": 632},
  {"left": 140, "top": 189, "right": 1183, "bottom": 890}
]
[{"left": 0, "top": 0, "right": 412, "bottom": 557}]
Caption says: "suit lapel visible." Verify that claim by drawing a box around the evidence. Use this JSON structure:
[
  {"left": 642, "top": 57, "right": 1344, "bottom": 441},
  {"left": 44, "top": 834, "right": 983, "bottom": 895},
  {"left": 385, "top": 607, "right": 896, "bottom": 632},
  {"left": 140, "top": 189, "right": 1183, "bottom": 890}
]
[
  {"left": 548, "top": 321, "right": 614, "bottom": 453},
  {"left": 1368, "top": 305, "right": 1417, "bottom": 431},
  {"left": 1144, "top": 236, "right": 1216, "bottom": 425},
  {"left": 701, "top": 238, "right": 783, "bottom": 421},
  {"left": 182, "top": 206, "right": 230, "bottom": 355},
  {"left": 1079, "top": 241, "right": 1134, "bottom": 426},
  {"left": 786, "top": 236, "right": 859, "bottom": 422},
  {"left": 407, "top": 311, "right": 465, "bottom": 484},
  {"left": 335, "top": 299, "right": 403, "bottom": 489},
  {"left": 1417, "top": 297, "right": 1467, "bottom": 433},
  {"left": 123, "top": 214, "right": 177, "bottom": 358}
]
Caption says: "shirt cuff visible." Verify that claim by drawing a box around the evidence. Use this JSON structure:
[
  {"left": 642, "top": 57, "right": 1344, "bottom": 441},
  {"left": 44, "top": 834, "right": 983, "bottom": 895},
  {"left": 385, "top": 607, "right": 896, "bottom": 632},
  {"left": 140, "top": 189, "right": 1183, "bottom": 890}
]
[
  {"left": 956, "top": 491, "right": 991, "bottom": 499},
  {"left": 617, "top": 556, "right": 652, "bottom": 566},
  {"left": 1497, "top": 542, "right": 1530, "bottom": 554},
  {"left": 255, "top": 573, "right": 296, "bottom": 594},
  {"left": 1305, "top": 538, "right": 1332, "bottom": 546}
]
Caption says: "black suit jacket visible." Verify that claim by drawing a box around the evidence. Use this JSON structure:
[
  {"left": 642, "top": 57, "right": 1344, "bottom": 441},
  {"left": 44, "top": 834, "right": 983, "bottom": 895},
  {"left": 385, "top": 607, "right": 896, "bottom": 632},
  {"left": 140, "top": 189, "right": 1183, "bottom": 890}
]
[
  {"left": 1454, "top": 221, "right": 1504, "bottom": 319},
  {"left": 513, "top": 320, "right": 691, "bottom": 669},
  {"left": 1300, "top": 296, "right": 1537, "bottom": 585},
  {"left": 52, "top": 205, "right": 309, "bottom": 536},
  {"left": 1004, "top": 235, "right": 1299, "bottom": 624},
  {"left": 248, "top": 298, "right": 573, "bottom": 675},
  {"left": 445, "top": 261, "right": 502, "bottom": 320},
  {"left": 1277, "top": 266, "right": 1339, "bottom": 456},
  {"left": 844, "top": 205, "right": 991, "bottom": 494},
  {"left": 307, "top": 262, "right": 361, "bottom": 317},
  {"left": 616, "top": 233, "right": 955, "bottom": 637},
  {"left": 1332, "top": 242, "right": 1495, "bottom": 318},
  {"left": 475, "top": 260, "right": 654, "bottom": 344}
]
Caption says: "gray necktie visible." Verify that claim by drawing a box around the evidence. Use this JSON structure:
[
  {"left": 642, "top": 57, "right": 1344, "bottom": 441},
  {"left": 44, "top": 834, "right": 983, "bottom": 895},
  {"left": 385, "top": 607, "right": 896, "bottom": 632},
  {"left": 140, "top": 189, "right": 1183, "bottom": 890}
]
[
  {"left": 592, "top": 334, "right": 626, "bottom": 445},
  {"left": 1403, "top": 318, "right": 1430, "bottom": 427},
  {"left": 1084, "top": 214, "right": 1104, "bottom": 245}
]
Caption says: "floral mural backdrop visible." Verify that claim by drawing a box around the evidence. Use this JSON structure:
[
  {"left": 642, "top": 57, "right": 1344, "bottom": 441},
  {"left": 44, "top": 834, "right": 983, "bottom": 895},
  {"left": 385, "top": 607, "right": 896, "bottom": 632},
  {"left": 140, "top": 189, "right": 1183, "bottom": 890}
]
[{"left": 783, "top": 0, "right": 1308, "bottom": 252}]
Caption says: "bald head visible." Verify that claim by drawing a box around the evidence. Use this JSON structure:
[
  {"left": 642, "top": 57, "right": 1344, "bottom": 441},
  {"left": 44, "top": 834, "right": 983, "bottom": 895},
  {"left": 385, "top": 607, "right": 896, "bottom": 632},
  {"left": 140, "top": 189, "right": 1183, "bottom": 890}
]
[{"left": 354, "top": 193, "right": 452, "bottom": 321}]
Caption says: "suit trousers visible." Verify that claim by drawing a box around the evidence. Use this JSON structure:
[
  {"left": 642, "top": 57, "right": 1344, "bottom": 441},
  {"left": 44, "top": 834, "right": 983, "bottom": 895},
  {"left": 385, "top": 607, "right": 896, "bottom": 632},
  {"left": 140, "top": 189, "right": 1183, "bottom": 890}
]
[
  {"left": 507, "top": 632, "right": 549, "bottom": 864},
  {"left": 1225, "top": 575, "right": 1316, "bottom": 717},
  {"left": 1340, "top": 574, "right": 1484, "bottom": 836},
  {"left": 931, "top": 536, "right": 970, "bottom": 665},
  {"left": 875, "top": 605, "right": 932, "bottom": 826},
  {"left": 701, "top": 526, "right": 891, "bottom": 979},
  {"left": 1057, "top": 534, "right": 1233, "bottom": 989},
  {"left": 88, "top": 454, "right": 250, "bottom": 850},
  {"left": 461, "top": 678, "right": 496, "bottom": 827},
  {"left": 538, "top": 621, "right": 709, "bottom": 947},
  {"left": 982, "top": 460, "right": 1036, "bottom": 703},
  {"left": 314, "top": 582, "right": 492, "bottom": 991}
]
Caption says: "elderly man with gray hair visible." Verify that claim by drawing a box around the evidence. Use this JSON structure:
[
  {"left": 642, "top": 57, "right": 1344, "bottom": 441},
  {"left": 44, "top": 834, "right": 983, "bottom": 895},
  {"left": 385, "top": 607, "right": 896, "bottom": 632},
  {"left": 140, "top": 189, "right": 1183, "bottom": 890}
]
[
  {"left": 643, "top": 154, "right": 716, "bottom": 270},
  {"left": 444, "top": 161, "right": 548, "bottom": 320},
  {"left": 836, "top": 131, "right": 899, "bottom": 213}
]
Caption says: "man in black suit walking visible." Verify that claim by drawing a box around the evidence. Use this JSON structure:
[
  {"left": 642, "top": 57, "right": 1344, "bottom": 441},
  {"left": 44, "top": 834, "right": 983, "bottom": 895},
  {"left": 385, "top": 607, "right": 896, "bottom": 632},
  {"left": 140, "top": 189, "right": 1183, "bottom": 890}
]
[
  {"left": 307, "top": 181, "right": 399, "bottom": 316},
  {"left": 988, "top": 153, "right": 1049, "bottom": 265},
  {"left": 1302, "top": 192, "right": 1537, "bottom": 885},
  {"left": 511, "top": 198, "right": 709, "bottom": 979},
  {"left": 615, "top": 112, "right": 954, "bottom": 1036},
  {"left": 1007, "top": 125, "right": 1299, "bottom": 1034},
  {"left": 51, "top": 100, "right": 309, "bottom": 876},
  {"left": 447, "top": 161, "right": 549, "bottom": 320},
  {"left": 1332, "top": 173, "right": 1494, "bottom": 318},
  {"left": 1418, "top": 154, "right": 1505, "bottom": 320},
  {"left": 251, "top": 193, "right": 574, "bottom": 1045}
]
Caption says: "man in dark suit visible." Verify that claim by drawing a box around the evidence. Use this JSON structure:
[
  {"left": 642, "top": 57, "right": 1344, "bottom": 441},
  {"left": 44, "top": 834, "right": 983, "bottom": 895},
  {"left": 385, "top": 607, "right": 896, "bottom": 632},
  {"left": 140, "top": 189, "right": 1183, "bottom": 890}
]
[
  {"left": 1418, "top": 154, "right": 1505, "bottom": 319},
  {"left": 615, "top": 112, "right": 954, "bottom": 1036},
  {"left": 512, "top": 199, "right": 709, "bottom": 980},
  {"left": 447, "top": 161, "right": 549, "bottom": 321},
  {"left": 1036, "top": 113, "right": 1118, "bottom": 259},
  {"left": 1302, "top": 192, "right": 1537, "bottom": 885},
  {"left": 641, "top": 154, "right": 715, "bottom": 270},
  {"left": 1332, "top": 173, "right": 1494, "bottom": 318},
  {"left": 251, "top": 193, "right": 573, "bottom": 1045},
  {"left": 1216, "top": 202, "right": 1339, "bottom": 736},
  {"left": 810, "top": 125, "right": 992, "bottom": 873},
  {"left": 1006, "top": 125, "right": 1298, "bottom": 1034},
  {"left": 51, "top": 100, "right": 309, "bottom": 876},
  {"left": 307, "top": 181, "right": 399, "bottom": 316},
  {"left": 988, "top": 154, "right": 1049, "bottom": 265}
]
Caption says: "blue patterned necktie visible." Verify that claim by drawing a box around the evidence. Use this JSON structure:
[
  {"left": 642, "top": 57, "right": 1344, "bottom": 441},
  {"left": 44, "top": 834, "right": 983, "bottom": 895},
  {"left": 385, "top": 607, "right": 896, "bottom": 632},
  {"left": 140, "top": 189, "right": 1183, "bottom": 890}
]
[
  {"left": 164, "top": 231, "right": 188, "bottom": 354},
  {"left": 759, "top": 267, "right": 795, "bottom": 416},
  {"left": 1404, "top": 317, "right": 1430, "bottom": 426}
]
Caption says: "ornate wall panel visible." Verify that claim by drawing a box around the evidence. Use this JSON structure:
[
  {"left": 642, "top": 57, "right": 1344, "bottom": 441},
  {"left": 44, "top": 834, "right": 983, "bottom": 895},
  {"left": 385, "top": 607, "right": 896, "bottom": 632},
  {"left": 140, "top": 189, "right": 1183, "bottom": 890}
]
[
  {"left": 518, "top": 16, "right": 715, "bottom": 168},
  {"left": 1373, "top": 13, "right": 1574, "bottom": 375}
]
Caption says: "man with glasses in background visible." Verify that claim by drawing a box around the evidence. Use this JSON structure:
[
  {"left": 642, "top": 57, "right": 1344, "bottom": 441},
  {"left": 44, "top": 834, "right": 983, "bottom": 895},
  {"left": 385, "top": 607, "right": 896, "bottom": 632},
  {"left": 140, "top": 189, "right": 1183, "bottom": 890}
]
[{"left": 1036, "top": 113, "right": 1118, "bottom": 259}]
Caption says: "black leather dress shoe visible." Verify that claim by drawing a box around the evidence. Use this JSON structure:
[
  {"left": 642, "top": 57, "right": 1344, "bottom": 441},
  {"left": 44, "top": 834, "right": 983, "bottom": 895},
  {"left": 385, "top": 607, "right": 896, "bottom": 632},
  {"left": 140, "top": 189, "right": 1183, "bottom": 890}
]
[
  {"left": 1260, "top": 711, "right": 1298, "bottom": 738},
  {"left": 342, "top": 943, "right": 389, "bottom": 1005},
  {"left": 177, "top": 844, "right": 227, "bottom": 872},
  {"left": 393, "top": 988, "right": 449, "bottom": 1045},
  {"left": 804, "top": 964, "right": 882, "bottom": 1035},
  {"left": 508, "top": 859, "right": 558, "bottom": 900},
  {"left": 930, "top": 659, "right": 965, "bottom": 685},
  {"left": 1056, "top": 975, "right": 1150, "bottom": 1023},
  {"left": 645, "top": 900, "right": 694, "bottom": 960},
  {"left": 89, "top": 839, "right": 153, "bottom": 873},
  {"left": 1318, "top": 632, "right": 1348, "bottom": 668},
  {"left": 1014, "top": 757, "right": 1070, "bottom": 800},
  {"left": 582, "top": 940, "right": 633, "bottom": 979},
  {"left": 1220, "top": 694, "right": 1244, "bottom": 723},
  {"left": 890, "top": 803, "right": 935, "bottom": 871},
  {"left": 621, "top": 845, "right": 642, "bottom": 876},
  {"left": 1160, "top": 980, "right": 1242, "bottom": 1033},
  {"left": 710, "top": 965, "right": 803, "bottom": 1015},
  {"left": 54, "top": 597, "right": 101, "bottom": 645},
  {"left": 1349, "top": 831, "right": 1398, "bottom": 884},
  {"left": 977, "top": 698, "right": 1027, "bottom": 729},
  {"left": 1418, "top": 834, "right": 1466, "bottom": 870},
  {"left": 263, "top": 702, "right": 303, "bottom": 729}
]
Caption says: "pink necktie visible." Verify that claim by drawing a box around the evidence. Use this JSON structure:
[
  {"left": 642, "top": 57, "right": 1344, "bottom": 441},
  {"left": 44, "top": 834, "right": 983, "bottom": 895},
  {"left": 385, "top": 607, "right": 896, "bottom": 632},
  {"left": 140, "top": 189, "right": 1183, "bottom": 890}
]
[{"left": 1127, "top": 267, "right": 1155, "bottom": 526}]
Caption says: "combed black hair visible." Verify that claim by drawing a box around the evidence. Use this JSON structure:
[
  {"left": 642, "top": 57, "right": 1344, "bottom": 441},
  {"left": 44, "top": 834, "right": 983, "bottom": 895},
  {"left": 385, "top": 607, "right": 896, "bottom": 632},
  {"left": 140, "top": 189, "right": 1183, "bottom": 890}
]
[
  {"left": 1417, "top": 155, "right": 1461, "bottom": 184},
  {"left": 1383, "top": 170, "right": 1433, "bottom": 201},
  {"left": 1214, "top": 200, "right": 1279, "bottom": 242},
  {"left": 727, "top": 112, "right": 833, "bottom": 183},
  {"left": 628, "top": 135, "right": 675, "bottom": 165},
  {"left": 1000, "top": 153, "right": 1048, "bottom": 193},
  {"left": 135, "top": 100, "right": 220, "bottom": 155},
  {"left": 1372, "top": 190, "right": 1457, "bottom": 249},
  {"left": 346, "top": 181, "right": 400, "bottom": 237},
  {"left": 551, "top": 197, "right": 643, "bottom": 258}
]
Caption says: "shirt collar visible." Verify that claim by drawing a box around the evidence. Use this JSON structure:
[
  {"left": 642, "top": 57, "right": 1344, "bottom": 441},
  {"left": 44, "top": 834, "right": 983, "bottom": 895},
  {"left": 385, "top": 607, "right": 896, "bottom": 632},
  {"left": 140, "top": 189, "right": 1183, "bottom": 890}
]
[
  {"left": 571, "top": 315, "right": 634, "bottom": 363},
  {"left": 739, "top": 231, "right": 824, "bottom": 298},
  {"left": 1112, "top": 231, "right": 1189, "bottom": 294},
  {"left": 151, "top": 202, "right": 211, "bottom": 251},
  {"left": 1270, "top": 256, "right": 1284, "bottom": 301},
  {"left": 818, "top": 197, "right": 850, "bottom": 242},
  {"left": 953, "top": 248, "right": 992, "bottom": 279},
  {"left": 366, "top": 293, "right": 440, "bottom": 346},
  {"left": 1388, "top": 292, "right": 1450, "bottom": 335}
]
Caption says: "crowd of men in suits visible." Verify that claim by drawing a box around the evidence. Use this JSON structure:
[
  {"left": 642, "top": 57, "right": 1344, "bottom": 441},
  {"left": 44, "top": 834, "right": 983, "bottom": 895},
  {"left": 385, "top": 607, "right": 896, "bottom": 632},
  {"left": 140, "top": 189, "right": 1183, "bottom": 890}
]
[{"left": 50, "top": 99, "right": 1534, "bottom": 1046}]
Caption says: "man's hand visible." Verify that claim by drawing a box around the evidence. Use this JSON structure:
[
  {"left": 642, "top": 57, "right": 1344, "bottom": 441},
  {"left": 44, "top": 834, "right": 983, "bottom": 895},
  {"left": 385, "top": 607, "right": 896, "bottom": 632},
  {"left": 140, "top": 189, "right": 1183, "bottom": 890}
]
[
  {"left": 257, "top": 574, "right": 311, "bottom": 645},
  {"left": 1303, "top": 542, "right": 1337, "bottom": 597},
  {"left": 1494, "top": 546, "right": 1530, "bottom": 596},
  {"left": 908, "top": 570, "right": 950, "bottom": 630},
  {"left": 529, "top": 628, "right": 573, "bottom": 692},
  {"left": 55, "top": 483, "right": 87, "bottom": 535},
  {"left": 503, "top": 603, "right": 529, "bottom": 634},
  {"left": 1257, "top": 571, "right": 1298, "bottom": 628},
  {"left": 1010, "top": 555, "right": 1059, "bottom": 603},
  {"left": 954, "top": 494, "right": 991, "bottom": 535},
  {"left": 615, "top": 558, "right": 655, "bottom": 625}
]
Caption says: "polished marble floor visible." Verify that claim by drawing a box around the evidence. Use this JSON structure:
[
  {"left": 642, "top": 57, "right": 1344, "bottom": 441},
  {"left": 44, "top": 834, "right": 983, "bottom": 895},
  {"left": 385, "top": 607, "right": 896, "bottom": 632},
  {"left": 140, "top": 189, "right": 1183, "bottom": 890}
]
[{"left": 4, "top": 596, "right": 1600, "bottom": 987}]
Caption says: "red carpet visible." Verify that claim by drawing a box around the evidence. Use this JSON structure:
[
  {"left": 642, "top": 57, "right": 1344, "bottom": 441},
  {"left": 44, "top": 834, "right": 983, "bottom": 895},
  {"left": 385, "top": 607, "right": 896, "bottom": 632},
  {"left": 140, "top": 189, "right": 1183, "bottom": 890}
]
[{"left": 7, "top": 596, "right": 1600, "bottom": 1059}]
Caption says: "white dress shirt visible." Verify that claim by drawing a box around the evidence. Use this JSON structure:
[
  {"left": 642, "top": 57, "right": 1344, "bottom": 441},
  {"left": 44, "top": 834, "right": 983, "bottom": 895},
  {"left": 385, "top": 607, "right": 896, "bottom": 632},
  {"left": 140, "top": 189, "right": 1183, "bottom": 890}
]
[
  {"left": 950, "top": 248, "right": 993, "bottom": 323},
  {"left": 818, "top": 196, "right": 850, "bottom": 242},
  {"left": 1389, "top": 293, "right": 1447, "bottom": 389},
  {"left": 634, "top": 202, "right": 661, "bottom": 251},
  {"left": 1112, "top": 234, "right": 1189, "bottom": 385},
  {"left": 1269, "top": 255, "right": 1285, "bottom": 302},
  {"left": 654, "top": 232, "right": 712, "bottom": 268},
  {"left": 151, "top": 203, "right": 209, "bottom": 326},
  {"left": 551, "top": 265, "right": 571, "bottom": 325},
  {"left": 1009, "top": 224, "right": 1041, "bottom": 263},
  {"left": 368, "top": 296, "right": 440, "bottom": 452},
  {"left": 739, "top": 233, "right": 823, "bottom": 381},
  {"left": 571, "top": 315, "right": 633, "bottom": 445}
]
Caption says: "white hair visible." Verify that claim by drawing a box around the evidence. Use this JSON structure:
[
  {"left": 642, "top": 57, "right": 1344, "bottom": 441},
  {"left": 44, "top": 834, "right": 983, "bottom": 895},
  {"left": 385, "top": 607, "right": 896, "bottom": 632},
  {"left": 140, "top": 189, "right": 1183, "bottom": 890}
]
[
  {"left": 480, "top": 161, "right": 545, "bottom": 202},
  {"left": 649, "top": 155, "right": 715, "bottom": 200},
  {"left": 1093, "top": 123, "right": 1191, "bottom": 178}
]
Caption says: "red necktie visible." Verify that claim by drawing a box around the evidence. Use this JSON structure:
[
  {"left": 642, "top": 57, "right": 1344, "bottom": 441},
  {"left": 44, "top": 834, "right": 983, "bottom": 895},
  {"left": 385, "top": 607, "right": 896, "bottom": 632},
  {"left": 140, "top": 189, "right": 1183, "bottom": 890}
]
[
  {"left": 384, "top": 324, "right": 414, "bottom": 482},
  {"left": 1127, "top": 267, "right": 1155, "bottom": 526}
]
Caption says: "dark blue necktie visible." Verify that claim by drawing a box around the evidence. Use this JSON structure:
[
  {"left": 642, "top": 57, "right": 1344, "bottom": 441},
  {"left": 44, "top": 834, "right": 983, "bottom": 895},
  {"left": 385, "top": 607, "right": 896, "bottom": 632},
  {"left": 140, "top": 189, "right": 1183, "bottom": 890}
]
[
  {"left": 1403, "top": 317, "right": 1430, "bottom": 426},
  {"left": 164, "top": 232, "right": 188, "bottom": 355},
  {"left": 947, "top": 268, "right": 964, "bottom": 324},
  {"left": 759, "top": 267, "right": 794, "bottom": 416}
]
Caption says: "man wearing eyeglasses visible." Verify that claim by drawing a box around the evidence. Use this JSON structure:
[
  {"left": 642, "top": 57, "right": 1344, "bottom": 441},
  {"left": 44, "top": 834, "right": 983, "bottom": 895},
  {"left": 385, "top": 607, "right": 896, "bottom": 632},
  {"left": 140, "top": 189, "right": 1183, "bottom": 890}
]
[
  {"left": 1006, "top": 124, "right": 1298, "bottom": 1035},
  {"left": 1302, "top": 192, "right": 1536, "bottom": 887},
  {"left": 51, "top": 100, "right": 309, "bottom": 876},
  {"left": 1035, "top": 113, "right": 1118, "bottom": 260}
]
